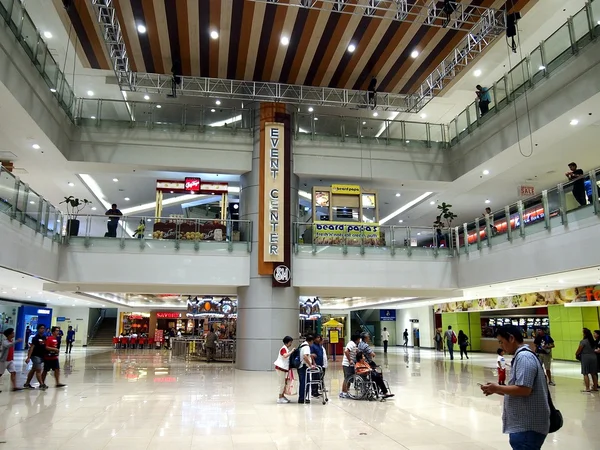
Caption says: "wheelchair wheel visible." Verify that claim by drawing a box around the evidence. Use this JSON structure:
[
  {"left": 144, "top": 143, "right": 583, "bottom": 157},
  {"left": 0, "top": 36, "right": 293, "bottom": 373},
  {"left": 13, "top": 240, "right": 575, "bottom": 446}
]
[{"left": 346, "top": 374, "right": 366, "bottom": 400}]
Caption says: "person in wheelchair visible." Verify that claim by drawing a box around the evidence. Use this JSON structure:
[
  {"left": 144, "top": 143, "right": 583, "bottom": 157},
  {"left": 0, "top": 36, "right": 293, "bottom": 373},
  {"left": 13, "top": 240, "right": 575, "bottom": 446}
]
[{"left": 355, "top": 351, "right": 394, "bottom": 399}]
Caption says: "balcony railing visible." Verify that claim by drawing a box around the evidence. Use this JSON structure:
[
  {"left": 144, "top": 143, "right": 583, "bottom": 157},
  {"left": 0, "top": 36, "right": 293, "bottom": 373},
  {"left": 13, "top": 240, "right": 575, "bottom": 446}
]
[
  {"left": 0, "top": 166, "right": 63, "bottom": 240},
  {"left": 0, "top": 0, "right": 76, "bottom": 119},
  {"left": 448, "top": 0, "right": 600, "bottom": 145},
  {"left": 66, "top": 214, "right": 253, "bottom": 253}
]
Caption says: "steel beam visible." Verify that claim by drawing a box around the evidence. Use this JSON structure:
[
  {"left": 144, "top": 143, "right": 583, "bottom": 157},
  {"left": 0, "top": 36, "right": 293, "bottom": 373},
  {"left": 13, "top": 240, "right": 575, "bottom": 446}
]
[{"left": 252, "top": 0, "right": 500, "bottom": 32}]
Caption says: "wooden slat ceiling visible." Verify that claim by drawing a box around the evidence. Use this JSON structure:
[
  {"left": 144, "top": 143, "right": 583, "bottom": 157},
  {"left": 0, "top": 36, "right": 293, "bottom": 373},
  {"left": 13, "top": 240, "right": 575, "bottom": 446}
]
[{"left": 57, "top": 0, "right": 534, "bottom": 94}]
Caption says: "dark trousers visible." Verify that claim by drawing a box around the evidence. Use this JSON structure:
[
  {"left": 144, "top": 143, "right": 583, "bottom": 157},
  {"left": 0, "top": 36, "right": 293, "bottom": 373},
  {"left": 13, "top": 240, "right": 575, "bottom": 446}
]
[
  {"left": 310, "top": 366, "right": 323, "bottom": 396},
  {"left": 206, "top": 346, "right": 216, "bottom": 362},
  {"left": 383, "top": 340, "right": 388, "bottom": 353},
  {"left": 479, "top": 100, "right": 490, "bottom": 115},
  {"left": 66, "top": 341, "right": 73, "bottom": 353},
  {"left": 297, "top": 366, "right": 307, "bottom": 402},
  {"left": 460, "top": 345, "right": 469, "bottom": 359},
  {"left": 371, "top": 371, "right": 388, "bottom": 395},
  {"left": 573, "top": 189, "right": 587, "bottom": 207},
  {"left": 106, "top": 221, "right": 118, "bottom": 237}
]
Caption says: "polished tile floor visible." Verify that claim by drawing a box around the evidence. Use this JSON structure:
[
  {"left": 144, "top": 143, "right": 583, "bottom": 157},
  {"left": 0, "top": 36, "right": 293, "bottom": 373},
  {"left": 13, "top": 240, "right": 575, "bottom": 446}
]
[{"left": 0, "top": 346, "right": 599, "bottom": 449}]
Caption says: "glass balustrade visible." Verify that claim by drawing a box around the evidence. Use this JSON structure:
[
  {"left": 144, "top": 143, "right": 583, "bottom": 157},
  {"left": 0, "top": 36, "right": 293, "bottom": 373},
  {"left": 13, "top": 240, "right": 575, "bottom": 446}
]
[{"left": 449, "top": 1, "right": 598, "bottom": 146}]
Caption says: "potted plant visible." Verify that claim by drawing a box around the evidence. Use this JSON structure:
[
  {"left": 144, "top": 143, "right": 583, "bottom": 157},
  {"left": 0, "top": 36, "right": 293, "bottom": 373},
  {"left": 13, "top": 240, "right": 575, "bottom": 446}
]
[
  {"left": 437, "top": 202, "right": 458, "bottom": 228},
  {"left": 60, "top": 196, "right": 92, "bottom": 236}
]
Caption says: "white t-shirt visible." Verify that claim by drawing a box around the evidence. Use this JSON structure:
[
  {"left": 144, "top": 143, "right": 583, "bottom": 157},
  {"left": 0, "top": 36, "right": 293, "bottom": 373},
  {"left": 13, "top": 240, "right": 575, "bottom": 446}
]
[
  {"left": 299, "top": 343, "right": 311, "bottom": 367},
  {"left": 322, "top": 345, "right": 328, "bottom": 369},
  {"left": 342, "top": 341, "right": 357, "bottom": 367},
  {"left": 382, "top": 330, "right": 390, "bottom": 341},
  {"left": 497, "top": 355, "right": 506, "bottom": 370},
  {"left": 274, "top": 345, "right": 290, "bottom": 371}
]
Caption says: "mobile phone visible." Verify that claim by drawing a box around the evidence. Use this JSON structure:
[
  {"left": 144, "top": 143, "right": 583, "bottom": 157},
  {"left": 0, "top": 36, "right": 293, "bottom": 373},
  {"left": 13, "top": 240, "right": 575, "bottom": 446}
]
[{"left": 477, "top": 382, "right": 484, "bottom": 387}]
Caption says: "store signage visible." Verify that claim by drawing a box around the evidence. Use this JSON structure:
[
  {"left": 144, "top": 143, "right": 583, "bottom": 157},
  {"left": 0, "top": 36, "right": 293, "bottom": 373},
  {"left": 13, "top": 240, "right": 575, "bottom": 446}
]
[
  {"left": 273, "top": 265, "right": 291, "bottom": 284},
  {"left": 409, "top": 319, "right": 420, "bottom": 323},
  {"left": 56, "top": 317, "right": 66, "bottom": 322},
  {"left": 314, "top": 222, "right": 382, "bottom": 246},
  {"left": 263, "top": 123, "right": 285, "bottom": 262},
  {"left": 156, "top": 312, "right": 182, "bottom": 319},
  {"left": 37, "top": 309, "right": 51, "bottom": 315},
  {"left": 185, "top": 177, "right": 201, "bottom": 191},
  {"left": 518, "top": 185, "right": 536, "bottom": 197},
  {"left": 380, "top": 310, "right": 396, "bottom": 321},
  {"left": 331, "top": 184, "right": 361, "bottom": 195}
]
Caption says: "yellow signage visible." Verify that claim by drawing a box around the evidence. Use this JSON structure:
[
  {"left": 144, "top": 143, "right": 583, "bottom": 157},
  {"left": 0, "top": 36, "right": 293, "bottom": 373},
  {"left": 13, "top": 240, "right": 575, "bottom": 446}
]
[
  {"left": 314, "top": 222, "right": 382, "bottom": 246},
  {"left": 331, "top": 184, "right": 361, "bottom": 195},
  {"left": 263, "top": 123, "right": 285, "bottom": 263},
  {"left": 329, "top": 330, "right": 339, "bottom": 344}
]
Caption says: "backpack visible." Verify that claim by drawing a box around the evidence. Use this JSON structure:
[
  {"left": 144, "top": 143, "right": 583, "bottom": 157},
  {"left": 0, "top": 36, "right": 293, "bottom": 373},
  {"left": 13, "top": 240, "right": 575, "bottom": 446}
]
[{"left": 289, "top": 343, "right": 307, "bottom": 369}]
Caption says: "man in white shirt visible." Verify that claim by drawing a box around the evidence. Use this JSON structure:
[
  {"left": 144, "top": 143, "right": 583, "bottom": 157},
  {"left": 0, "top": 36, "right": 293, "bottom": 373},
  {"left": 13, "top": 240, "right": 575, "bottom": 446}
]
[
  {"left": 297, "top": 335, "right": 315, "bottom": 404},
  {"left": 381, "top": 327, "right": 390, "bottom": 354},
  {"left": 340, "top": 334, "right": 361, "bottom": 398}
]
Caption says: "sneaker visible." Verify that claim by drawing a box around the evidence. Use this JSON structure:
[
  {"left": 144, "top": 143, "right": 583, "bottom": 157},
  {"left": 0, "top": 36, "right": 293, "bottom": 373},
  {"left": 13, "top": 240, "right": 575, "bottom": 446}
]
[
  {"left": 23, "top": 384, "right": 34, "bottom": 390},
  {"left": 39, "top": 384, "right": 48, "bottom": 391},
  {"left": 11, "top": 388, "right": 23, "bottom": 392},
  {"left": 304, "top": 400, "right": 310, "bottom": 404},
  {"left": 383, "top": 393, "right": 395, "bottom": 399},
  {"left": 56, "top": 384, "right": 66, "bottom": 388},
  {"left": 549, "top": 381, "right": 556, "bottom": 386},
  {"left": 339, "top": 392, "right": 348, "bottom": 398},
  {"left": 277, "top": 398, "right": 287, "bottom": 404}
]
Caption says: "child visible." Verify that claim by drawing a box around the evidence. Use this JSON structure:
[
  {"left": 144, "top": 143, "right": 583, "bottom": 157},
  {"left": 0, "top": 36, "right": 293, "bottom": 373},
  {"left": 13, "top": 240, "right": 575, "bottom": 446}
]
[
  {"left": 497, "top": 348, "right": 506, "bottom": 385},
  {"left": 0, "top": 328, "right": 23, "bottom": 392}
]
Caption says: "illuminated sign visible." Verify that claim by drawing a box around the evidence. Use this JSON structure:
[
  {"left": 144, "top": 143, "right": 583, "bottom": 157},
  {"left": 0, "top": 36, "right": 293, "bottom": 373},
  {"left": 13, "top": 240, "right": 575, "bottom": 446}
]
[
  {"left": 156, "top": 312, "right": 182, "bottom": 319},
  {"left": 185, "top": 177, "right": 201, "bottom": 191},
  {"left": 37, "top": 309, "right": 51, "bottom": 315},
  {"left": 331, "top": 184, "right": 361, "bottom": 195},
  {"left": 518, "top": 185, "right": 536, "bottom": 197},
  {"left": 263, "top": 123, "right": 285, "bottom": 262}
]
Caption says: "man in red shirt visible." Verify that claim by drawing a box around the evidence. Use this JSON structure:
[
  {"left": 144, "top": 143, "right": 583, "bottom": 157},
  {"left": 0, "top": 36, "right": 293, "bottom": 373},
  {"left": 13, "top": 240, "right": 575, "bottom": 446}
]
[
  {"left": 41, "top": 327, "right": 66, "bottom": 389},
  {"left": 0, "top": 328, "right": 22, "bottom": 392}
]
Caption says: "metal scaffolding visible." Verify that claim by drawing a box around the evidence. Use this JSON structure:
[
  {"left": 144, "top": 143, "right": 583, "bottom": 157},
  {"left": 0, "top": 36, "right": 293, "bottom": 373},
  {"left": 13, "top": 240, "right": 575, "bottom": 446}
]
[
  {"left": 90, "top": 0, "right": 134, "bottom": 90},
  {"left": 406, "top": 8, "right": 507, "bottom": 112},
  {"left": 122, "top": 73, "right": 413, "bottom": 111},
  {"left": 250, "top": 0, "right": 501, "bottom": 32}
]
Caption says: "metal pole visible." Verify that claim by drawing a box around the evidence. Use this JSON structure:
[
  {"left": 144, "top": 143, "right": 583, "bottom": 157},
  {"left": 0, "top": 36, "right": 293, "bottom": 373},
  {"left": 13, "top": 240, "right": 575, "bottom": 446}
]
[
  {"left": 463, "top": 223, "right": 469, "bottom": 254},
  {"left": 590, "top": 170, "right": 599, "bottom": 215},
  {"left": 557, "top": 183, "right": 568, "bottom": 225},
  {"left": 505, "top": 205, "right": 513, "bottom": 241},
  {"left": 542, "top": 190, "right": 550, "bottom": 230},
  {"left": 475, "top": 217, "right": 481, "bottom": 250},
  {"left": 517, "top": 200, "right": 525, "bottom": 237}
]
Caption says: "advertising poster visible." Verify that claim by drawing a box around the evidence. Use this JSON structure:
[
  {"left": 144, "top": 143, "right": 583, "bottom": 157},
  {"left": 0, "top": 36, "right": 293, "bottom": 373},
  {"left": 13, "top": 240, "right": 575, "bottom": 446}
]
[{"left": 314, "top": 222, "right": 382, "bottom": 246}]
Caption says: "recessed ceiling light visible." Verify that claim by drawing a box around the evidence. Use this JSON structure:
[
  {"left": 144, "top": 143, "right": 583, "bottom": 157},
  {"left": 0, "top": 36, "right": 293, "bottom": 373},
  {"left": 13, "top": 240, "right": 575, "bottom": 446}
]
[
  {"left": 210, "top": 30, "right": 219, "bottom": 40},
  {"left": 113, "top": 178, "right": 119, "bottom": 182},
  {"left": 347, "top": 44, "right": 356, "bottom": 53},
  {"left": 538, "top": 65, "right": 546, "bottom": 71},
  {"left": 420, "top": 113, "right": 427, "bottom": 119},
  {"left": 43, "top": 31, "right": 53, "bottom": 39},
  {"left": 137, "top": 24, "right": 147, "bottom": 34},
  {"left": 50, "top": 88, "right": 56, "bottom": 93},
  {"left": 156, "top": 104, "right": 162, "bottom": 109},
  {"left": 90, "top": 116, "right": 96, "bottom": 119},
  {"left": 406, "top": 140, "right": 410, "bottom": 143},
  {"left": 11, "top": 287, "right": 17, "bottom": 290},
  {"left": 373, "top": 112, "right": 378, "bottom": 117},
  {"left": 430, "top": 201, "right": 435, "bottom": 205},
  {"left": 87, "top": 90, "right": 94, "bottom": 96},
  {"left": 68, "top": 182, "right": 75, "bottom": 187},
  {"left": 308, "top": 107, "right": 314, "bottom": 112},
  {"left": 91, "top": 207, "right": 97, "bottom": 211},
  {"left": 362, "top": 121, "right": 366, "bottom": 125},
  {"left": 474, "top": 69, "right": 482, "bottom": 77},
  {"left": 410, "top": 50, "right": 419, "bottom": 58},
  {"left": 27, "top": 295, "right": 31, "bottom": 299},
  {"left": 32, "top": 144, "right": 40, "bottom": 149},
  {"left": 417, "top": 232, "right": 421, "bottom": 236},
  {"left": 124, "top": 197, "right": 130, "bottom": 201},
  {"left": 29, "top": 200, "right": 35, "bottom": 204},
  {"left": 144, "top": 94, "right": 150, "bottom": 100},
  {"left": 281, "top": 36, "right": 290, "bottom": 46},
  {"left": 211, "top": 109, "right": 216, "bottom": 112},
  {"left": 395, "top": 193, "right": 401, "bottom": 197},
  {"left": 485, "top": 199, "right": 491, "bottom": 204},
  {"left": 398, "top": 219, "right": 403, "bottom": 223},
  {"left": 483, "top": 169, "right": 490, "bottom": 175},
  {"left": 570, "top": 119, "right": 579, "bottom": 125},
  {"left": 215, "top": 100, "right": 221, "bottom": 105}
]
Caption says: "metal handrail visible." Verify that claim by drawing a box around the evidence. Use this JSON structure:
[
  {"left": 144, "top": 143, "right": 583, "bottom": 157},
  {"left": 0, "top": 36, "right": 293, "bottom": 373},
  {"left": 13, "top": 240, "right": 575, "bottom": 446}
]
[{"left": 89, "top": 309, "right": 106, "bottom": 341}]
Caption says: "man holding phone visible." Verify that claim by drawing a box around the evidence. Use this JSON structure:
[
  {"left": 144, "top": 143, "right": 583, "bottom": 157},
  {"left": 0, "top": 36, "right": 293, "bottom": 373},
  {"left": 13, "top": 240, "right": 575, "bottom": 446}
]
[{"left": 480, "top": 326, "right": 549, "bottom": 450}]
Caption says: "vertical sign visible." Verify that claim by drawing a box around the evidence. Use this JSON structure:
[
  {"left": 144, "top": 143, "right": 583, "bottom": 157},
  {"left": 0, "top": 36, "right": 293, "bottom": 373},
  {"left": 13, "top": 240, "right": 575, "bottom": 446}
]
[{"left": 263, "top": 123, "right": 285, "bottom": 262}]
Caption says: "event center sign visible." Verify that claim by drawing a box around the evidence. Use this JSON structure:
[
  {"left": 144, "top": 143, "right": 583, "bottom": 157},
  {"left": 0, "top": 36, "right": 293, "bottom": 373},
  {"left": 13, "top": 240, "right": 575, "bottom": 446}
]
[{"left": 264, "top": 123, "right": 285, "bottom": 262}]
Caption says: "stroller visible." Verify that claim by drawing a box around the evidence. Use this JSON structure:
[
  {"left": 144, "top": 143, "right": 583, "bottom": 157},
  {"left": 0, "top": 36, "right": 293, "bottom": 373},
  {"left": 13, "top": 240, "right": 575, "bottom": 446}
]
[{"left": 304, "top": 366, "right": 329, "bottom": 405}]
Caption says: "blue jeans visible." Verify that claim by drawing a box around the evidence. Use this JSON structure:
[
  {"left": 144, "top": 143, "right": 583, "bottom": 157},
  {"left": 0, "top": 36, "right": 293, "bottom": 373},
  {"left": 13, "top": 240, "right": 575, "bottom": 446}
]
[
  {"left": 447, "top": 341, "right": 454, "bottom": 359},
  {"left": 297, "top": 366, "right": 307, "bottom": 402},
  {"left": 509, "top": 431, "right": 547, "bottom": 450}
]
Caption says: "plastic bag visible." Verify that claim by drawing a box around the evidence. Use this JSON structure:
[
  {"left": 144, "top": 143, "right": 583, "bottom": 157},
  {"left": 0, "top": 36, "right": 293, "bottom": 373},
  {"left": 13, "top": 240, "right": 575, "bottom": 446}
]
[{"left": 284, "top": 371, "right": 296, "bottom": 396}]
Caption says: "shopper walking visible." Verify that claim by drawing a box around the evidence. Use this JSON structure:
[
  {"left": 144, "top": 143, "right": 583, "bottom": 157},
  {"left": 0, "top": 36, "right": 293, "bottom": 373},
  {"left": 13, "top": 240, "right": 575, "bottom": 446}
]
[
  {"left": 534, "top": 328, "right": 555, "bottom": 385},
  {"left": 0, "top": 328, "right": 22, "bottom": 392},
  {"left": 445, "top": 326, "right": 456, "bottom": 360},
  {"left": 297, "top": 335, "right": 314, "bottom": 404},
  {"left": 402, "top": 329, "right": 409, "bottom": 348},
  {"left": 458, "top": 330, "right": 469, "bottom": 360},
  {"left": 274, "top": 336, "right": 294, "bottom": 404},
  {"left": 576, "top": 328, "right": 598, "bottom": 393},
  {"left": 205, "top": 328, "right": 218, "bottom": 362},
  {"left": 24, "top": 326, "right": 31, "bottom": 350},
  {"left": 381, "top": 327, "right": 390, "bottom": 353},
  {"left": 481, "top": 325, "right": 550, "bottom": 450},
  {"left": 65, "top": 326, "right": 75, "bottom": 354},
  {"left": 340, "top": 333, "right": 360, "bottom": 398},
  {"left": 434, "top": 329, "right": 443, "bottom": 351},
  {"left": 23, "top": 324, "right": 47, "bottom": 389},
  {"left": 41, "top": 327, "right": 66, "bottom": 389}
]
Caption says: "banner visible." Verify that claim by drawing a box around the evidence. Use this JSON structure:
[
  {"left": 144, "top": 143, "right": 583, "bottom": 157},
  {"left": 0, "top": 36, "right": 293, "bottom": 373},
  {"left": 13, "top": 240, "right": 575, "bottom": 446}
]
[
  {"left": 314, "top": 222, "right": 382, "bottom": 246},
  {"left": 263, "top": 123, "right": 285, "bottom": 262},
  {"left": 435, "top": 284, "right": 600, "bottom": 313}
]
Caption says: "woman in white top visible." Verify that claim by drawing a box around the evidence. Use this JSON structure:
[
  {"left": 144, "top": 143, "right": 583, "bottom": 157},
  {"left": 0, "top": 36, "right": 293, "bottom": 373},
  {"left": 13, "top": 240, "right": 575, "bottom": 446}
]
[{"left": 274, "top": 336, "right": 295, "bottom": 404}]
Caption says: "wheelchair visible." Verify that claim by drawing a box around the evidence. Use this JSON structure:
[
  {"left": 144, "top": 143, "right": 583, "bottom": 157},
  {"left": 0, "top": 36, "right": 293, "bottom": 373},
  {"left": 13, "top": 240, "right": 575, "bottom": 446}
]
[{"left": 346, "top": 367, "right": 392, "bottom": 402}]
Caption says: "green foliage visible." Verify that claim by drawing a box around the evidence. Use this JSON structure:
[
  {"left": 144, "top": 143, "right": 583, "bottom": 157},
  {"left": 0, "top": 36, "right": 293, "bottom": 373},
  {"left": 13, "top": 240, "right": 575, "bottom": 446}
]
[
  {"left": 60, "top": 196, "right": 91, "bottom": 219},
  {"left": 437, "top": 202, "right": 458, "bottom": 227}
]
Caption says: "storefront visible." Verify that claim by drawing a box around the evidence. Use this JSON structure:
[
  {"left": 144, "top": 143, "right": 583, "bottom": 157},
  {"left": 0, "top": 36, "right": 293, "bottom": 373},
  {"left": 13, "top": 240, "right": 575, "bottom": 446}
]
[
  {"left": 153, "top": 311, "right": 194, "bottom": 335},
  {"left": 185, "top": 296, "right": 237, "bottom": 338},
  {"left": 118, "top": 312, "right": 150, "bottom": 335},
  {"left": 15, "top": 305, "right": 53, "bottom": 351},
  {"left": 436, "top": 284, "right": 600, "bottom": 361}
]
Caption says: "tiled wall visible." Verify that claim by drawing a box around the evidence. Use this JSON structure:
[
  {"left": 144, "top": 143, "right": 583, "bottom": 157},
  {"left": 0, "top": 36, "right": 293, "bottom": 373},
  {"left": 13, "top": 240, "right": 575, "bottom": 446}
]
[{"left": 548, "top": 305, "right": 600, "bottom": 361}]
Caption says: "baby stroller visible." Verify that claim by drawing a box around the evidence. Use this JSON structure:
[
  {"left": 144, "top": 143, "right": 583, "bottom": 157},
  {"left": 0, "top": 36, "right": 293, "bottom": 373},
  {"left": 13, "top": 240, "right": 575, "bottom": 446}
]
[
  {"left": 305, "top": 366, "right": 329, "bottom": 405},
  {"left": 346, "top": 365, "right": 392, "bottom": 402}
]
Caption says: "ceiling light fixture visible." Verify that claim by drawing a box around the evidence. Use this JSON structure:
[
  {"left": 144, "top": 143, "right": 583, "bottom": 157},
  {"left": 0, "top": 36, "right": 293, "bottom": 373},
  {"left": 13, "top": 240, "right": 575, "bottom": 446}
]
[
  {"left": 113, "top": 178, "right": 119, "bottom": 182},
  {"left": 474, "top": 69, "right": 482, "bottom": 77},
  {"left": 281, "top": 36, "right": 290, "bottom": 46},
  {"left": 211, "top": 109, "right": 216, "bottom": 113},
  {"left": 43, "top": 31, "right": 53, "bottom": 39},
  {"left": 156, "top": 104, "right": 162, "bottom": 109},
  {"left": 395, "top": 193, "right": 401, "bottom": 197},
  {"left": 90, "top": 116, "right": 96, "bottom": 119},
  {"left": 406, "top": 140, "right": 410, "bottom": 143},
  {"left": 379, "top": 191, "right": 434, "bottom": 225},
  {"left": 91, "top": 207, "right": 97, "bottom": 211},
  {"left": 50, "top": 88, "right": 56, "bottom": 93},
  {"left": 124, "top": 197, "right": 130, "bottom": 201},
  {"left": 210, "top": 30, "right": 219, "bottom": 40},
  {"left": 144, "top": 94, "right": 150, "bottom": 100},
  {"left": 215, "top": 100, "right": 221, "bottom": 105},
  {"left": 538, "top": 65, "right": 546, "bottom": 71},
  {"left": 570, "top": 119, "right": 579, "bottom": 125},
  {"left": 137, "top": 24, "right": 147, "bottom": 33},
  {"left": 482, "top": 169, "right": 490, "bottom": 175},
  {"left": 410, "top": 50, "right": 419, "bottom": 58},
  {"left": 430, "top": 201, "right": 435, "bottom": 205},
  {"left": 362, "top": 121, "right": 366, "bottom": 125},
  {"left": 314, "top": 117, "right": 319, "bottom": 121},
  {"left": 68, "top": 182, "right": 75, "bottom": 187},
  {"left": 29, "top": 200, "right": 35, "bottom": 204},
  {"left": 373, "top": 112, "right": 378, "bottom": 117},
  {"left": 32, "top": 144, "right": 40, "bottom": 149},
  {"left": 308, "top": 107, "right": 314, "bottom": 112},
  {"left": 485, "top": 199, "right": 491, "bottom": 204},
  {"left": 420, "top": 113, "right": 427, "bottom": 119},
  {"left": 87, "top": 90, "right": 94, "bottom": 96},
  {"left": 347, "top": 44, "right": 356, "bottom": 53},
  {"left": 398, "top": 219, "right": 403, "bottom": 223}
]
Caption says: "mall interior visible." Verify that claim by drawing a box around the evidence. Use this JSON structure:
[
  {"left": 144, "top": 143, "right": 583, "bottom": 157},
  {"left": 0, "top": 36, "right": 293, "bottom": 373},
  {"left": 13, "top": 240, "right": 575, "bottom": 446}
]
[{"left": 1, "top": 0, "right": 600, "bottom": 448}]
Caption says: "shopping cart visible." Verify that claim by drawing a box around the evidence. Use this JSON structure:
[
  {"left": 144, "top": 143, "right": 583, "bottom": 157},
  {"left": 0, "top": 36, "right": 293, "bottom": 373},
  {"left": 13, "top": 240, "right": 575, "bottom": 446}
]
[{"left": 305, "top": 366, "right": 328, "bottom": 405}]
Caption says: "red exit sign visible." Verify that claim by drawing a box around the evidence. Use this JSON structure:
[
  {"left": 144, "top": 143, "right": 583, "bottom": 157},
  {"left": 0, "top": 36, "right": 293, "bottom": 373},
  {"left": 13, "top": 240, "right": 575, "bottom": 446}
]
[
  {"left": 156, "top": 312, "right": 181, "bottom": 319},
  {"left": 185, "top": 177, "right": 201, "bottom": 191}
]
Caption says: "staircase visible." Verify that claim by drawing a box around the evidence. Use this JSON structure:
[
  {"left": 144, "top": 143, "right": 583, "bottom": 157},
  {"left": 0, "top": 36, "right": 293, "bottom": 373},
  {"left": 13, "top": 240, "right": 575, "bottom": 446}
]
[{"left": 87, "top": 317, "right": 117, "bottom": 347}]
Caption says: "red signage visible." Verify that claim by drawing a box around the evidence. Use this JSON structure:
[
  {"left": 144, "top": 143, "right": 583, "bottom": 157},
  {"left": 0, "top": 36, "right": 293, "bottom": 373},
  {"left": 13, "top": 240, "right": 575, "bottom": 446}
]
[
  {"left": 185, "top": 177, "right": 201, "bottom": 191},
  {"left": 156, "top": 312, "right": 182, "bottom": 319}
]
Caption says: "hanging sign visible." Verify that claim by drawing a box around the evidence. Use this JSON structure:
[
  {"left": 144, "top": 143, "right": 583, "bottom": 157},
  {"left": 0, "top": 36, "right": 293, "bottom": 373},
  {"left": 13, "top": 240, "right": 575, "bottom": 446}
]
[
  {"left": 518, "top": 185, "right": 536, "bottom": 197},
  {"left": 263, "top": 123, "right": 285, "bottom": 262}
]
